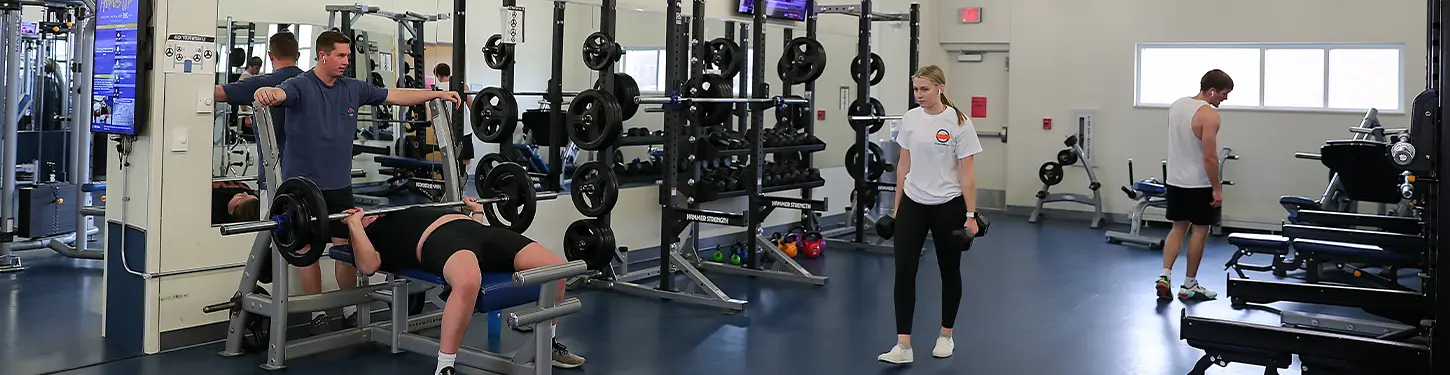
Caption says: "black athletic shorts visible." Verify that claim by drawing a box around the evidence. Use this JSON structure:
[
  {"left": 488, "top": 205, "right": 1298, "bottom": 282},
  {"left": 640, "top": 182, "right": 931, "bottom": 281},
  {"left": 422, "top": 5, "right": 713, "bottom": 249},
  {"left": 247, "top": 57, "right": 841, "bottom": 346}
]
[
  {"left": 418, "top": 220, "right": 534, "bottom": 275},
  {"left": 1165, "top": 185, "right": 1221, "bottom": 226},
  {"left": 321, "top": 188, "right": 355, "bottom": 240}
]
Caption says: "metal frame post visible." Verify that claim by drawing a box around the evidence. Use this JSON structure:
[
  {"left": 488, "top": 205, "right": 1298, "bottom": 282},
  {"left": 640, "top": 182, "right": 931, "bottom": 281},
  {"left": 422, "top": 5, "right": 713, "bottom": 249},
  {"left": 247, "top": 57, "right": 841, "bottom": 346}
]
[
  {"left": 2, "top": 6, "right": 21, "bottom": 236},
  {"left": 546, "top": 0, "right": 564, "bottom": 191},
  {"left": 851, "top": 0, "right": 872, "bottom": 244}
]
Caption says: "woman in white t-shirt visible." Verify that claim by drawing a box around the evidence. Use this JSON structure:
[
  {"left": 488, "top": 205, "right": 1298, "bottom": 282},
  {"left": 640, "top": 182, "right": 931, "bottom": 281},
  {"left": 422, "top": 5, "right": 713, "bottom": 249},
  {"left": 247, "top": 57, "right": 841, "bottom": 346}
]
[{"left": 877, "top": 65, "right": 984, "bottom": 365}]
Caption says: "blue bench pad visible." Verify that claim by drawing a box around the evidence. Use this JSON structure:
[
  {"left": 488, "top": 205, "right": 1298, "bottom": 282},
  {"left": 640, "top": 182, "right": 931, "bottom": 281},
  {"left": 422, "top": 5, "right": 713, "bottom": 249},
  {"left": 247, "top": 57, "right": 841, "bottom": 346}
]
[
  {"left": 1227, "top": 233, "right": 1291, "bottom": 251},
  {"left": 82, "top": 183, "right": 106, "bottom": 193},
  {"left": 1292, "top": 239, "right": 1418, "bottom": 266},
  {"left": 329, "top": 246, "right": 541, "bottom": 313},
  {"left": 1132, "top": 181, "right": 1166, "bottom": 196},
  {"left": 375, "top": 156, "right": 443, "bottom": 170}
]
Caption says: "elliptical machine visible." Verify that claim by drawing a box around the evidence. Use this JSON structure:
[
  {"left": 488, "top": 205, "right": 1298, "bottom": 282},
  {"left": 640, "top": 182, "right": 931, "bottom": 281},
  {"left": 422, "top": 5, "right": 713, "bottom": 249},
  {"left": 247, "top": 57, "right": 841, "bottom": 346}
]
[{"left": 1029, "top": 135, "right": 1105, "bottom": 228}]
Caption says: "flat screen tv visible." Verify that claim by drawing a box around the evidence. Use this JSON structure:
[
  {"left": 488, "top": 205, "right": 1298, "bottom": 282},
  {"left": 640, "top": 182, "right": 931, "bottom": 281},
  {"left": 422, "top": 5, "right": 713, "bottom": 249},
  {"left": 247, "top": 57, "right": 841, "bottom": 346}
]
[
  {"left": 737, "top": 0, "right": 808, "bottom": 22},
  {"left": 92, "top": 0, "right": 151, "bottom": 135}
]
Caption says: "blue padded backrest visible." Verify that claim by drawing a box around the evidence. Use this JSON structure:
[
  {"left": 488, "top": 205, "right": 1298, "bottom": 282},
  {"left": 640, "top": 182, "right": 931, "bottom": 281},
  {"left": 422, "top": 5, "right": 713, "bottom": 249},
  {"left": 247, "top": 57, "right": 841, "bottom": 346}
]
[{"left": 328, "top": 246, "right": 541, "bottom": 313}]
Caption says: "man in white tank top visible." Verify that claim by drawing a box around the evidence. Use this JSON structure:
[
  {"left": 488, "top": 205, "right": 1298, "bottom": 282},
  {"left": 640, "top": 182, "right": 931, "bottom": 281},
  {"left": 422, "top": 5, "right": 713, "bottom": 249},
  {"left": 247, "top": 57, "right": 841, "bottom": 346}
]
[{"left": 1157, "top": 69, "right": 1232, "bottom": 301}]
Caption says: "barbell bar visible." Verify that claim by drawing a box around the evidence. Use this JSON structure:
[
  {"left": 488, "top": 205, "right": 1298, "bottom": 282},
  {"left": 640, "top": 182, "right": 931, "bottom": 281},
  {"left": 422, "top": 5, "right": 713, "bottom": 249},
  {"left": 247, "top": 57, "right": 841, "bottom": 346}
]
[
  {"left": 635, "top": 96, "right": 810, "bottom": 105},
  {"left": 849, "top": 115, "right": 904, "bottom": 121},
  {"left": 218, "top": 193, "right": 559, "bottom": 236}
]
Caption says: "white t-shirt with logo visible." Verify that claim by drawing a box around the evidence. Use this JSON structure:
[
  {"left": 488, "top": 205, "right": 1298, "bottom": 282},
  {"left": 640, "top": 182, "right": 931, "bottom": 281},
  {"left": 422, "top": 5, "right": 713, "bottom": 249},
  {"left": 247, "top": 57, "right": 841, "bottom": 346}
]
[{"left": 895, "top": 106, "right": 984, "bottom": 205}]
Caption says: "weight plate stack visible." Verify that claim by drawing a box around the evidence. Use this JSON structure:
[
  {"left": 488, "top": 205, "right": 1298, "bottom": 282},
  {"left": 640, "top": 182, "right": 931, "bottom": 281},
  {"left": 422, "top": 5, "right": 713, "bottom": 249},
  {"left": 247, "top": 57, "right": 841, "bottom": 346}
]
[
  {"left": 563, "top": 219, "right": 617, "bottom": 271},
  {"left": 1038, "top": 161, "right": 1065, "bottom": 186},
  {"left": 571, "top": 161, "right": 620, "bottom": 217},
  {"left": 566, "top": 90, "right": 624, "bottom": 150},
  {"left": 270, "top": 177, "right": 330, "bottom": 267},
  {"left": 471, "top": 87, "right": 519, "bottom": 143}
]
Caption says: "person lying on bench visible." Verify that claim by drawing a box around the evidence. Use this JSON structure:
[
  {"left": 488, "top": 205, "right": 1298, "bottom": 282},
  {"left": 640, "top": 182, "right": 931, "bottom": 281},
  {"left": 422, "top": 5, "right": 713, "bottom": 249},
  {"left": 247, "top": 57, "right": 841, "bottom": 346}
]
[
  {"left": 340, "top": 198, "right": 586, "bottom": 374},
  {"left": 212, "top": 181, "right": 260, "bottom": 225}
]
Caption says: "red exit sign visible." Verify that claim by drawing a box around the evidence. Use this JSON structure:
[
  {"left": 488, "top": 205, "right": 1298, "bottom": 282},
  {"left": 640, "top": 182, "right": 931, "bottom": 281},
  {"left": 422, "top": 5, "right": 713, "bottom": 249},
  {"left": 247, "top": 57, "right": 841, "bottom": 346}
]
[{"left": 960, "top": 7, "right": 982, "bottom": 24}]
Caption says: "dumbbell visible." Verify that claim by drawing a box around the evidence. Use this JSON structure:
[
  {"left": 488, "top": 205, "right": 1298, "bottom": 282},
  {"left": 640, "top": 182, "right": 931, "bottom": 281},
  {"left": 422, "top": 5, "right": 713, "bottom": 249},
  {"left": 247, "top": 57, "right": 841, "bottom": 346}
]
[
  {"left": 808, "top": 168, "right": 821, "bottom": 181},
  {"left": 950, "top": 215, "right": 992, "bottom": 251},
  {"left": 626, "top": 160, "right": 644, "bottom": 176}
]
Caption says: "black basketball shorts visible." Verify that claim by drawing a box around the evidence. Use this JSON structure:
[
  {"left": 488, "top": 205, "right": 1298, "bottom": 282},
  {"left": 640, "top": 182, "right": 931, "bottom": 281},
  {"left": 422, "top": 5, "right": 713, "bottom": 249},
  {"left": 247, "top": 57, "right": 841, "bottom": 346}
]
[{"left": 1164, "top": 185, "right": 1221, "bottom": 226}]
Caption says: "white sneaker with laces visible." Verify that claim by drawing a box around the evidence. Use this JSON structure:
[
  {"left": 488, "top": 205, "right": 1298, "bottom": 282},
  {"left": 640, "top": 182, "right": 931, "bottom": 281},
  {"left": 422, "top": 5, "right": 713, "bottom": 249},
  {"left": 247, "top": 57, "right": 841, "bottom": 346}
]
[
  {"left": 877, "top": 343, "right": 913, "bottom": 364},
  {"left": 932, "top": 336, "right": 954, "bottom": 358}
]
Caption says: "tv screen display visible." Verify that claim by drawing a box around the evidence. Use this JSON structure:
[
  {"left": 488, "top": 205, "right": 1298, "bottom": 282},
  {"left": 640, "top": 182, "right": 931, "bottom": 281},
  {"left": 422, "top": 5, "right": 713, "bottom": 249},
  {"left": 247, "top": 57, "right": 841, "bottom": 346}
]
[
  {"left": 92, "top": 0, "right": 144, "bottom": 135},
  {"left": 738, "top": 0, "right": 808, "bottom": 22}
]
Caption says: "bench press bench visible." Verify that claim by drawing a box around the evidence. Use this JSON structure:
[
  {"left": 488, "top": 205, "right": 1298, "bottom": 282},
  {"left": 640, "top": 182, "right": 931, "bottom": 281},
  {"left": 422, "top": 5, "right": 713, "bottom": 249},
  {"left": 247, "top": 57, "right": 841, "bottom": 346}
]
[
  {"left": 328, "top": 245, "right": 588, "bottom": 375},
  {"left": 1224, "top": 233, "right": 1297, "bottom": 278}
]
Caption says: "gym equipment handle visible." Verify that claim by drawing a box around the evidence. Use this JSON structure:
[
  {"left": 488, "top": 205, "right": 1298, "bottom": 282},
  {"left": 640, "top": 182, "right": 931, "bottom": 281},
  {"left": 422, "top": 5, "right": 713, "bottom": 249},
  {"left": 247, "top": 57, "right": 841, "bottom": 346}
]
[
  {"left": 513, "top": 260, "right": 589, "bottom": 285},
  {"left": 1295, "top": 152, "right": 1321, "bottom": 160},
  {"left": 508, "top": 297, "right": 583, "bottom": 328},
  {"left": 635, "top": 96, "right": 810, "bottom": 105}
]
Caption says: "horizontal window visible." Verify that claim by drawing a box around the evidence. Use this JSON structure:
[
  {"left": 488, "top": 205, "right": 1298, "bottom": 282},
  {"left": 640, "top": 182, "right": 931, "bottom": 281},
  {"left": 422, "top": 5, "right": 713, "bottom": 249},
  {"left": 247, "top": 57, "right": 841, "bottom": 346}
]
[{"left": 1136, "top": 43, "right": 1403, "bottom": 112}]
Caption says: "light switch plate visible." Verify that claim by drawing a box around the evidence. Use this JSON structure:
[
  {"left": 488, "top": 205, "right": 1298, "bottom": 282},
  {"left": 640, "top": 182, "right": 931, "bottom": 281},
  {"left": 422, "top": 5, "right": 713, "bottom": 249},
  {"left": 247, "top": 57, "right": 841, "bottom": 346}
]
[{"left": 172, "top": 127, "right": 189, "bottom": 152}]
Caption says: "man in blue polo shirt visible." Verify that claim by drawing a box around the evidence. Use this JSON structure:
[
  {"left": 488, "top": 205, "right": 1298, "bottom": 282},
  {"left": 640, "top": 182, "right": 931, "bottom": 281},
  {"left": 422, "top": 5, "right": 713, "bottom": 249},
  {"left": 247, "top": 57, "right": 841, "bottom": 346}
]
[
  {"left": 215, "top": 32, "right": 303, "bottom": 153},
  {"left": 255, "top": 30, "right": 460, "bottom": 332}
]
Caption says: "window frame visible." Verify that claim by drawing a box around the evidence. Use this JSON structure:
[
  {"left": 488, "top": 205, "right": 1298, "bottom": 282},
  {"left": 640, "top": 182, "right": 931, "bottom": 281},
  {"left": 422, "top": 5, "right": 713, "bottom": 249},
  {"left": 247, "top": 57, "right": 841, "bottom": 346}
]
[
  {"left": 618, "top": 45, "right": 754, "bottom": 96},
  {"left": 1133, "top": 42, "right": 1406, "bottom": 114}
]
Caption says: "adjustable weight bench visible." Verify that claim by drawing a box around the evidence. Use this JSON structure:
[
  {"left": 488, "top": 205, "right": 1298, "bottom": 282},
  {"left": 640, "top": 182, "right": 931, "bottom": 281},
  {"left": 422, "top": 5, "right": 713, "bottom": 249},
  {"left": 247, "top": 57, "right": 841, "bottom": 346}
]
[
  {"left": 329, "top": 246, "right": 588, "bottom": 375},
  {"left": 1291, "top": 239, "right": 1420, "bottom": 290},
  {"left": 1224, "top": 233, "right": 1297, "bottom": 278}
]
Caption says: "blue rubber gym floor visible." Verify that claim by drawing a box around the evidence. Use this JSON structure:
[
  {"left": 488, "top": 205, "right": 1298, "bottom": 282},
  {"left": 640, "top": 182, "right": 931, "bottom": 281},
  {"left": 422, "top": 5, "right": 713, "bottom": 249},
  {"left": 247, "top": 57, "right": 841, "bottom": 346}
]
[{"left": 3, "top": 216, "right": 1397, "bottom": 375}]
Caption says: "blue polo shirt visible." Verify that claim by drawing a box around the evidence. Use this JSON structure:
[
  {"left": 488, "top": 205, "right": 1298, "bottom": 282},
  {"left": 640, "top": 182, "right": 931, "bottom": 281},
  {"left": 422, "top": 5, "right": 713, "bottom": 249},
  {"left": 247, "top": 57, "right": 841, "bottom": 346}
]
[
  {"left": 222, "top": 66, "right": 304, "bottom": 151},
  {"left": 277, "top": 70, "right": 389, "bottom": 190}
]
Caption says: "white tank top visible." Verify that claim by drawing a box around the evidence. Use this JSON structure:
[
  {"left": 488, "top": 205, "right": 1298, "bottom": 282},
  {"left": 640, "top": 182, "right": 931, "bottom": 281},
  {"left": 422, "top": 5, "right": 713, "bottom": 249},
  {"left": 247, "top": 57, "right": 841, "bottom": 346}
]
[{"left": 1166, "top": 97, "right": 1212, "bottom": 188}]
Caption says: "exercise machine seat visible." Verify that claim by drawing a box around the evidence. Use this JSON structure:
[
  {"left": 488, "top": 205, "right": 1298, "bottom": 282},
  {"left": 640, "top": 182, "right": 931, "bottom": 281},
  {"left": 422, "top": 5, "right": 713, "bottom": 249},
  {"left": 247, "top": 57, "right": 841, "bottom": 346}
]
[
  {"left": 1227, "top": 233, "right": 1291, "bottom": 251},
  {"left": 329, "top": 246, "right": 541, "bottom": 313},
  {"left": 1292, "top": 239, "right": 1417, "bottom": 266},
  {"left": 81, "top": 183, "right": 106, "bottom": 193},
  {"left": 1132, "top": 180, "right": 1167, "bottom": 196},
  {"left": 375, "top": 156, "right": 443, "bottom": 171},
  {"left": 1279, "top": 196, "right": 1320, "bottom": 212}
]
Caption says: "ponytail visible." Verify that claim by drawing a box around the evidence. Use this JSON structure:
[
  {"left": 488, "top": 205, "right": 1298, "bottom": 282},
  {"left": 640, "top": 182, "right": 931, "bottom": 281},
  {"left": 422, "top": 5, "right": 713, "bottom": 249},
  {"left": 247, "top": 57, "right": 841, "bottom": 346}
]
[{"left": 939, "top": 93, "right": 968, "bottom": 126}]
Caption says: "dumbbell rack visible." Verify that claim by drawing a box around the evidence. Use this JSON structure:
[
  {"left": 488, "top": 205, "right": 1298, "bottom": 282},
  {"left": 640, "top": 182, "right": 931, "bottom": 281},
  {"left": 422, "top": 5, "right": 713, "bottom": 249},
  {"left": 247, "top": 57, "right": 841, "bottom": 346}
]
[{"left": 819, "top": 1, "right": 918, "bottom": 254}]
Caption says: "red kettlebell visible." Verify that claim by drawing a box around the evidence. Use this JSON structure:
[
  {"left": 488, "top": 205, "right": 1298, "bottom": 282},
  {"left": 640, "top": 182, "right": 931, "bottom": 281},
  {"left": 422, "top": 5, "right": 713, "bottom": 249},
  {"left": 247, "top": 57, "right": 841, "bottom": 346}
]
[{"left": 802, "top": 231, "right": 824, "bottom": 258}]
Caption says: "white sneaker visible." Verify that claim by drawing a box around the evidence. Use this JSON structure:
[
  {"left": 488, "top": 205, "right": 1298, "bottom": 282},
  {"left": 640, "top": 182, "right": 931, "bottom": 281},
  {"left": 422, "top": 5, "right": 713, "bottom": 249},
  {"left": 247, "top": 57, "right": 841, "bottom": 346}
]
[
  {"left": 877, "top": 343, "right": 913, "bottom": 364},
  {"left": 932, "top": 336, "right": 954, "bottom": 358}
]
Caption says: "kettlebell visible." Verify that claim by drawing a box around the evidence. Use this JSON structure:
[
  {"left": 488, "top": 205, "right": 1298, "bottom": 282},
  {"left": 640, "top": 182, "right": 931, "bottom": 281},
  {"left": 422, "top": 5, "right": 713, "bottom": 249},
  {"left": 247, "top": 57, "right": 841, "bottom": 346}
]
[
  {"left": 729, "top": 242, "right": 745, "bottom": 265},
  {"left": 711, "top": 245, "right": 725, "bottom": 262},
  {"left": 773, "top": 232, "right": 798, "bottom": 258},
  {"left": 802, "top": 231, "right": 824, "bottom": 258}
]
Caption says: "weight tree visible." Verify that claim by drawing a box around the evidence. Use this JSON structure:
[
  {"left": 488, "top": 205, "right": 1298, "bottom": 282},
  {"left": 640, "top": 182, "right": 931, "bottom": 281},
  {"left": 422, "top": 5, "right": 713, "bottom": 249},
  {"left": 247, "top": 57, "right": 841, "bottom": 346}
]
[{"left": 817, "top": 1, "right": 918, "bottom": 254}]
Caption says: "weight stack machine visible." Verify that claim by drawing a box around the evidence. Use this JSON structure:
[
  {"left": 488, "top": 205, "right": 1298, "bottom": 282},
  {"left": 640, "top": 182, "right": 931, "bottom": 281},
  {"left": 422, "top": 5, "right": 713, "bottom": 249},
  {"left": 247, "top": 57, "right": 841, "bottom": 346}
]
[{"left": 819, "top": 1, "right": 917, "bottom": 254}]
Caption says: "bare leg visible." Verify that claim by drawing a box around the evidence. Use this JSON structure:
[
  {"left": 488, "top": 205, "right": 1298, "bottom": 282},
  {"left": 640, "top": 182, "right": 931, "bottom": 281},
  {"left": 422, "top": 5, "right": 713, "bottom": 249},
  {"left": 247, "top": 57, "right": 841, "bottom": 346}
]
[
  {"left": 1161, "top": 221, "right": 1191, "bottom": 270},
  {"left": 1185, "top": 225, "right": 1212, "bottom": 279},
  {"left": 332, "top": 239, "right": 358, "bottom": 290},
  {"left": 438, "top": 251, "right": 482, "bottom": 355},
  {"left": 299, "top": 245, "right": 324, "bottom": 295}
]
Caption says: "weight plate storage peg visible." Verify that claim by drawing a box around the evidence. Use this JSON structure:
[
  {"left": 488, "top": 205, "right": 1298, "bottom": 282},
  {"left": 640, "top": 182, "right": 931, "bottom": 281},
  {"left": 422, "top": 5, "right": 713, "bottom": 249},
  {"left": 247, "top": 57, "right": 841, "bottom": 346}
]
[
  {"left": 1056, "top": 148, "right": 1079, "bottom": 166},
  {"left": 582, "top": 31, "right": 622, "bottom": 71},
  {"left": 478, "top": 163, "right": 539, "bottom": 233},
  {"left": 482, "top": 34, "right": 514, "bottom": 70},
  {"left": 566, "top": 89, "right": 624, "bottom": 150},
  {"left": 1038, "top": 161, "right": 1065, "bottom": 186},
  {"left": 706, "top": 38, "right": 745, "bottom": 79},
  {"left": 471, "top": 87, "right": 519, "bottom": 143},
  {"left": 563, "top": 219, "right": 617, "bottom": 271},
  {"left": 778, "top": 37, "right": 828, "bottom": 85},
  {"left": 848, "top": 98, "right": 887, "bottom": 133},
  {"left": 850, "top": 53, "right": 887, "bottom": 86},
  {"left": 595, "top": 73, "right": 641, "bottom": 121},
  {"left": 270, "top": 177, "right": 332, "bottom": 267},
  {"left": 570, "top": 161, "right": 620, "bottom": 217},
  {"left": 775, "top": 95, "right": 809, "bottom": 127}
]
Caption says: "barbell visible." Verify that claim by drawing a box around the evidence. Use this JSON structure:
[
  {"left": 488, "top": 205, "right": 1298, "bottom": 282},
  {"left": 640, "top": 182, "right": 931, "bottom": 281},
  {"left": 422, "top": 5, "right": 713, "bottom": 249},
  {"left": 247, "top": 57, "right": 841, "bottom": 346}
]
[{"left": 218, "top": 163, "right": 556, "bottom": 267}]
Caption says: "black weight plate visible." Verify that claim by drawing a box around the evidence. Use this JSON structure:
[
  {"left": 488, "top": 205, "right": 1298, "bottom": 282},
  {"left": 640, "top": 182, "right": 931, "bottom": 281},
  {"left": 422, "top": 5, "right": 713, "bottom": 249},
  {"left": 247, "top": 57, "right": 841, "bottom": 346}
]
[
  {"left": 471, "top": 87, "right": 518, "bottom": 143},
  {"left": 566, "top": 89, "right": 623, "bottom": 150},
  {"left": 684, "top": 74, "right": 734, "bottom": 127},
  {"left": 778, "top": 37, "right": 827, "bottom": 85},
  {"left": 563, "top": 219, "right": 617, "bottom": 271},
  {"left": 240, "top": 286, "right": 270, "bottom": 353},
  {"left": 844, "top": 143, "right": 886, "bottom": 182},
  {"left": 1038, "top": 161, "right": 1065, "bottom": 186},
  {"left": 775, "top": 95, "right": 808, "bottom": 127},
  {"left": 851, "top": 53, "right": 886, "bottom": 86},
  {"left": 1056, "top": 149, "right": 1079, "bottom": 166},
  {"left": 271, "top": 177, "right": 329, "bottom": 267},
  {"left": 848, "top": 98, "right": 887, "bottom": 133},
  {"left": 571, "top": 161, "right": 620, "bottom": 217},
  {"left": 706, "top": 38, "right": 744, "bottom": 79},
  {"left": 482, "top": 34, "right": 514, "bottom": 70},
  {"left": 480, "top": 162, "right": 538, "bottom": 232},
  {"left": 595, "top": 73, "right": 641, "bottom": 121},
  {"left": 582, "top": 32, "right": 620, "bottom": 71},
  {"left": 474, "top": 153, "right": 510, "bottom": 186}
]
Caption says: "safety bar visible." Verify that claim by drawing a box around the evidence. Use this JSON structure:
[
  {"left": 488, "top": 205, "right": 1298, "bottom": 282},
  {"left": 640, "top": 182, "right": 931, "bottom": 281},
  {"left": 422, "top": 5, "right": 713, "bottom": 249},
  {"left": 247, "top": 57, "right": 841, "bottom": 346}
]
[
  {"left": 1295, "top": 152, "right": 1322, "bottom": 160},
  {"left": 1282, "top": 224, "right": 1424, "bottom": 251},
  {"left": 215, "top": 169, "right": 366, "bottom": 183},
  {"left": 1295, "top": 210, "right": 1422, "bottom": 235},
  {"left": 513, "top": 91, "right": 581, "bottom": 97},
  {"left": 512, "top": 260, "right": 588, "bottom": 286},
  {"left": 507, "top": 297, "right": 583, "bottom": 328},
  {"left": 80, "top": 206, "right": 104, "bottom": 216},
  {"left": 1350, "top": 127, "right": 1408, "bottom": 136}
]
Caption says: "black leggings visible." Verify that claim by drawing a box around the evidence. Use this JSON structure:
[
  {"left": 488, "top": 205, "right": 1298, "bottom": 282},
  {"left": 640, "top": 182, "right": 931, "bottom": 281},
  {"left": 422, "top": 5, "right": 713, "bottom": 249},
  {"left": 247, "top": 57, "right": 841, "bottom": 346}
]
[{"left": 893, "top": 195, "right": 968, "bottom": 334}]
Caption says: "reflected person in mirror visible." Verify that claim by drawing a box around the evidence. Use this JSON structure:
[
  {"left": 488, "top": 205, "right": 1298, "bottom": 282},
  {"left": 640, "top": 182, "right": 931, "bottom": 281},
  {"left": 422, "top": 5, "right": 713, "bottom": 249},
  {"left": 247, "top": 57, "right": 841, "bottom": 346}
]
[
  {"left": 215, "top": 32, "right": 304, "bottom": 157},
  {"left": 253, "top": 30, "right": 462, "bottom": 334}
]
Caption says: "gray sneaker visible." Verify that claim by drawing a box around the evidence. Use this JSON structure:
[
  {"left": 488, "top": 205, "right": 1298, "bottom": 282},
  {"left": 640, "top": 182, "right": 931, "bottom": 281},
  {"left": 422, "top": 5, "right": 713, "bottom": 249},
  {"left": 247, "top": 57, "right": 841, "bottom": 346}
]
[{"left": 552, "top": 341, "right": 586, "bottom": 368}]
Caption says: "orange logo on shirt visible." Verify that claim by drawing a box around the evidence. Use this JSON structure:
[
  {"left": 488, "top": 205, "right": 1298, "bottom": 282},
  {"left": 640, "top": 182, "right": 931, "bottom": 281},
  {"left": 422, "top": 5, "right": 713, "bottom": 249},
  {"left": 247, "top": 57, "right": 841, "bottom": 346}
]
[{"left": 935, "top": 129, "right": 951, "bottom": 144}]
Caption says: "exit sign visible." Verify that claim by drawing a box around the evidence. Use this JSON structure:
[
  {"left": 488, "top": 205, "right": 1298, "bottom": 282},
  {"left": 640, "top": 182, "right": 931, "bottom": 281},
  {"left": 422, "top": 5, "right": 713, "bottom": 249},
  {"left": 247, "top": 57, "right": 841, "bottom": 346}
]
[{"left": 960, "top": 7, "right": 982, "bottom": 23}]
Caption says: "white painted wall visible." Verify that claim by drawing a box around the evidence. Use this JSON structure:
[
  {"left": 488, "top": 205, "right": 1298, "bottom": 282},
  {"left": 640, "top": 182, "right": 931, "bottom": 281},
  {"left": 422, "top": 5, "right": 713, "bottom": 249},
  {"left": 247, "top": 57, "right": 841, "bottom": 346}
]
[{"left": 939, "top": 0, "right": 1426, "bottom": 229}]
